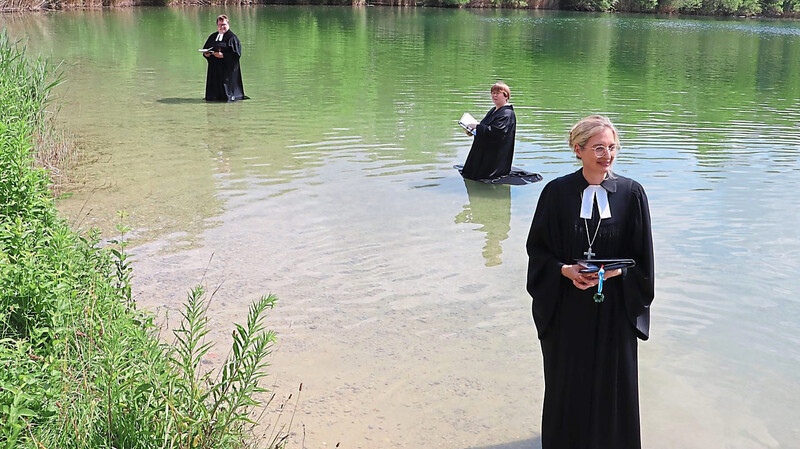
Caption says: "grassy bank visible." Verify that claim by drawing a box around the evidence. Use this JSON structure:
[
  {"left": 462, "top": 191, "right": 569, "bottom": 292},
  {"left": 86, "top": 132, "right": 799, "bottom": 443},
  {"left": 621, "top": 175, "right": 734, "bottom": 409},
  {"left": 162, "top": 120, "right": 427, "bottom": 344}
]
[
  {"left": 1, "top": 0, "right": 799, "bottom": 18},
  {"left": 0, "top": 33, "right": 292, "bottom": 449},
  {"left": 0, "top": 34, "right": 76, "bottom": 194}
]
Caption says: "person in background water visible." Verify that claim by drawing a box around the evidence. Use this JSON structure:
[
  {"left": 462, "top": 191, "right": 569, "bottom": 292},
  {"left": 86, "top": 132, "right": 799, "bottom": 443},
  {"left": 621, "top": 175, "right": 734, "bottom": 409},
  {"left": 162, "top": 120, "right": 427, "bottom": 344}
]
[
  {"left": 462, "top": 82, "right": 516, "bottom": 181},
  {"left": 526, "top": 115, "right": 655, "bottom": 449},
  {"left": 202, "top": 14, "right": 247, "bottom": 102}
]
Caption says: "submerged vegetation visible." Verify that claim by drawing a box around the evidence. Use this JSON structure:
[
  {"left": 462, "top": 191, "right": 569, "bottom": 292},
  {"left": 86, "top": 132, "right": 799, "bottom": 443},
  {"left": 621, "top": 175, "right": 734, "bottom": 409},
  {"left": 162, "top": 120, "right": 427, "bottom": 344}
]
[{"left": 0, "top": 33, "right": 293, "bottom": 448}]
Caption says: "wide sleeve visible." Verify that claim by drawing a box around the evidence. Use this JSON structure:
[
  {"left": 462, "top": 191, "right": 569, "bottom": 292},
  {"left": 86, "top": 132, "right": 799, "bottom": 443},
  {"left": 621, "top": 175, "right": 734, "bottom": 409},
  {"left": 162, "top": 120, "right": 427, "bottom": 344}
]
[
  {"left": 476, "top": 108, "right": 512, "bottom": 142},
  {"left": 622, "top": 182, "right": 655, "bottom": 340},
  {"left": 228, "top": 34, "right": 242, "bottom": 59},
  {"left": 203, "top": 33, "right": 216, "bottom": 50},
  {"left": 526, "top": 182, "right": 565, "bottom": 339}
]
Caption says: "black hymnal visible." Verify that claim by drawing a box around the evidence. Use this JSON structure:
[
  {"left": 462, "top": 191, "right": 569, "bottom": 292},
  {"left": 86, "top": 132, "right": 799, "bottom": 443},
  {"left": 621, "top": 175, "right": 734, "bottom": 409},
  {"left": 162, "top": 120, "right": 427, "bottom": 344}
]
[{"left": 577, "top": 259, "right": 636, "bottom": 273}]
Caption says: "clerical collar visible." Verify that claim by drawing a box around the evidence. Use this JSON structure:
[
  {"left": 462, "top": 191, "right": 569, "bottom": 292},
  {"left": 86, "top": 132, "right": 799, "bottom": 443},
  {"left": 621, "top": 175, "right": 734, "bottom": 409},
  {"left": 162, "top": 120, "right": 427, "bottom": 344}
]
[
  {"left": 581, "top": 185, "right": 611, "bottom": 219},
  {"left": 215, "top": 32, "right": 224, "bottom": 41}
]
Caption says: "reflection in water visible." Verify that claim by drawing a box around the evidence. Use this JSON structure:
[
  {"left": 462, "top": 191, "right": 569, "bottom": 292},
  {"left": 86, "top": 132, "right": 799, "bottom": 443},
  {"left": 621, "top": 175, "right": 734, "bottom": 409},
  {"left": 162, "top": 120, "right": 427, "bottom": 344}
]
[
  {"left": 204, "top": 102, "right": 242, "bottom": 176},
  {"left": 455, "top": 180, "right": 511, "bottom": 267}
]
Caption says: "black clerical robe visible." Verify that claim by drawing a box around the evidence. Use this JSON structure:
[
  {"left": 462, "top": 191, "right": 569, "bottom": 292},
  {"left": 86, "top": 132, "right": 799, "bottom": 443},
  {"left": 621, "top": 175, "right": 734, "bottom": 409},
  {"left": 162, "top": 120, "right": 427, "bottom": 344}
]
[
  {"left": 203, "top": 30, "right": 247, "bottom": 102},
  {"left": 461, "top": 105, "right": 516, "bottom": 181},
  {"left": 526, "top": 169, "right": 654, "bottom": 449}
]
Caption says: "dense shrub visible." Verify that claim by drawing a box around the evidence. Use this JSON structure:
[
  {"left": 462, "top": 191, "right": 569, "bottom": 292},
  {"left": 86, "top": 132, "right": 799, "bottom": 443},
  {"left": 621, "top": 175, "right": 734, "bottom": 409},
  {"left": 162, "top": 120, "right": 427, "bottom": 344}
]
[
  {"left": 617, "top": 0, "right": 657, "bottom": 12},
  {"left": 562, "top": 0, "right": 615, "bottom": 11}
]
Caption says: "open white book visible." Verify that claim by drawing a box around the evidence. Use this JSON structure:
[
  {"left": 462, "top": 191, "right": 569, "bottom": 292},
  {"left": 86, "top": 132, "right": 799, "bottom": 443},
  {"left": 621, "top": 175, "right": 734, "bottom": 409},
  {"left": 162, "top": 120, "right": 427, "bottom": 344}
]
[{"left": 458, "top": 112, "right": 478, "bottom": 135}]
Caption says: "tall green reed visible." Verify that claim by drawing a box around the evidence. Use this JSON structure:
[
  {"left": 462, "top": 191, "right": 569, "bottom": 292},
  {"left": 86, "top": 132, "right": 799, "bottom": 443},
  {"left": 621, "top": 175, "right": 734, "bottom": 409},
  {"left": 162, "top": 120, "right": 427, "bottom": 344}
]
[
  {"left": 0, "top": 31, "right": 75, "bottom": 193},
  {"left": 168, "top": 286, "right": 294, "bottom": 449}
]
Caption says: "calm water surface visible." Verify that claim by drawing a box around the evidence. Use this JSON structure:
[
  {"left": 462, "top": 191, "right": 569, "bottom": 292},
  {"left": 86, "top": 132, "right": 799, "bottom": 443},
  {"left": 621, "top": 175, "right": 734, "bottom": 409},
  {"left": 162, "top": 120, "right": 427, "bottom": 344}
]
[{"left": 3, "top": 7, "right": 800, "bottom": 448}]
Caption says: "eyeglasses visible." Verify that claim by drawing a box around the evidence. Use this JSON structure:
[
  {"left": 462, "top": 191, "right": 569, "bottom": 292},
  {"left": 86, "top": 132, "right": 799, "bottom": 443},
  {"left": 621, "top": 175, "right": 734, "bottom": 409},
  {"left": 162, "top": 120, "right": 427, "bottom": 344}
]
[{"left": 584, "top": 144, "right": 618, "bottom": 158}]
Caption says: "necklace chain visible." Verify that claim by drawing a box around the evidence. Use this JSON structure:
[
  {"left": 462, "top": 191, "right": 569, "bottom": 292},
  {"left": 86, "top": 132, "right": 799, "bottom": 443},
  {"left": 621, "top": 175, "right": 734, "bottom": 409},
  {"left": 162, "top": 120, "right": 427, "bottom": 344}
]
[
  {"left": 581, "top": 190, "right": 603, "bottom": 259},
  {"left": 584, "top": 218, "right": 602, "bottom": 258}
]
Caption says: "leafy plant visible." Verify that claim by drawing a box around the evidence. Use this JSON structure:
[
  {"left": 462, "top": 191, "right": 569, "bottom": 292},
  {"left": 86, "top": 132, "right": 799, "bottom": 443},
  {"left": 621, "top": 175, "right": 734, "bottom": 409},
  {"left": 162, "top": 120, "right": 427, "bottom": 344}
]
[
  {"left": 107, "top": 210, "right": 134, "bottom": 305},
  {"left": 168, "top": 286, "right": 288, "bottom": 449}
]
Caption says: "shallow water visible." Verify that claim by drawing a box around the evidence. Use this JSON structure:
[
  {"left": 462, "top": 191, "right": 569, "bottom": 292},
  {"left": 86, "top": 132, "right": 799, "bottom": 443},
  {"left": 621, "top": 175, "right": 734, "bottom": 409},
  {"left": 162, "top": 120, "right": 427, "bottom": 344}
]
[{"left": 4, "top": 7, "right": 800, "bottom": 448}]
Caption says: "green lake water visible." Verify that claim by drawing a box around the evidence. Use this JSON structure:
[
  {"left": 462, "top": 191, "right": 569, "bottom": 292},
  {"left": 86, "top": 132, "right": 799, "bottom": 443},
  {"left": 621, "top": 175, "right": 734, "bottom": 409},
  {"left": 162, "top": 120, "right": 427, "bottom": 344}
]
[{"left": 3, "top": 7, "right": 800, "bottom": 448}]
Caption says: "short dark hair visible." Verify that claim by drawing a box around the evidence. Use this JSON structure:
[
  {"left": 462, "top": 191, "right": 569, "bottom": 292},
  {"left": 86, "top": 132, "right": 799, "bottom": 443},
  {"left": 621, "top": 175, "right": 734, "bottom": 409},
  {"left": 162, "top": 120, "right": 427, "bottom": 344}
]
[{"left": 217, "top": 14, "right": 229, "bottom": 24}]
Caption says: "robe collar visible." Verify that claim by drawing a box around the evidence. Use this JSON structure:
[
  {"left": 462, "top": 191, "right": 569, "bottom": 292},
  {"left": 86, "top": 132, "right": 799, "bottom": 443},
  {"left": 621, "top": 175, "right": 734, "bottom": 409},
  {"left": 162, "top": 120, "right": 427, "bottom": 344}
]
[
  {"left": 573, "top": 168, "right": 617, "bottom": 193},
  {"left": 574, "top": 169, "right": 617, "bottom": 219},
  {"left": 490, "top": 104, "right": 513, "bottom": 115}
]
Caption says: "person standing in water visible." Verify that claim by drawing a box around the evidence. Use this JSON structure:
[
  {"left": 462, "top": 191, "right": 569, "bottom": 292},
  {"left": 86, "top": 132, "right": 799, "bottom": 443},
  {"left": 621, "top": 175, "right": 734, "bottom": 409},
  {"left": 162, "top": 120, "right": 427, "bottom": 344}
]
[
  {"left": 202, "top": 14, "right": 247, "bottom": 102},
  {"left": 461, "top": 82, "right": 516, "bottom": 181},
  {"left": 526, "top": 115, "right": 655, "bottom": 449}
]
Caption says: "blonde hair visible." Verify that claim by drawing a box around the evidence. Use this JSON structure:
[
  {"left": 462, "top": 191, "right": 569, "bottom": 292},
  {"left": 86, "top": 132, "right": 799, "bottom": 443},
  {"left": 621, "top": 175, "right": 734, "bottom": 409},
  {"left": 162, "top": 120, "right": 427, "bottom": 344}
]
[
  {"left": 491, "top": 82, "right": 510, "bottom": 99},
  {"left": 569, "top": 115, "right": 620, "bottom": 156}
]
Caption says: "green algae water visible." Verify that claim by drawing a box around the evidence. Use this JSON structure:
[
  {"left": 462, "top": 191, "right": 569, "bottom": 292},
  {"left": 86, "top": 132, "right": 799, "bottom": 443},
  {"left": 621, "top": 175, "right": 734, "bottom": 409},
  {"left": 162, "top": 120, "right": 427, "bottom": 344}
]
[{"left": 3, "top": 7, "right": 800, "bottom": 448}]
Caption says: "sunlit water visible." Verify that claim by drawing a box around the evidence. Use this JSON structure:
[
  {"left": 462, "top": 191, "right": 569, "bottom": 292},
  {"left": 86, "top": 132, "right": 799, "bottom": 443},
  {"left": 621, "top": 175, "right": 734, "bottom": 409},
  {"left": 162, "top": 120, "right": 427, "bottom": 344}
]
[{"left": 3, "top": 7, "right": 800, "bottom": 448}]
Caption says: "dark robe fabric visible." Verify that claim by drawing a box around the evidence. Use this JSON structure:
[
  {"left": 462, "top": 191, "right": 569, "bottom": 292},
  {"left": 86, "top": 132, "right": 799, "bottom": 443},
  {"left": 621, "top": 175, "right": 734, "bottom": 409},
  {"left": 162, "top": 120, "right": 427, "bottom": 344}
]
[
  {"left": 526, "top": 169, "right": 654, "bottom": 449},
  {"left": 203, "top": 31, "right": 247, "bottom": 102},
  {"left": 461, "top": 105, "right": 516, "bottom": 181},
  {"left": 454, "top": 164, "right": 542, "bottom": 185}
]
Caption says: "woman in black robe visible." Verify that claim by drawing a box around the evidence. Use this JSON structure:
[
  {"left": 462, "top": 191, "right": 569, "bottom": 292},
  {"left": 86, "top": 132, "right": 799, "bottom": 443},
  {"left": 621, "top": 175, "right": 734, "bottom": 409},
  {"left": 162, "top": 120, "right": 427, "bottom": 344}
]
[
  {"left": 461, "top": 82, "right": 516, "bottom": 181},
  {"left": 526, "top": 115, "right": 654, "bottom": 449},
  {"left": 202, "top": 14, "right": 247, "bottom": 102}
]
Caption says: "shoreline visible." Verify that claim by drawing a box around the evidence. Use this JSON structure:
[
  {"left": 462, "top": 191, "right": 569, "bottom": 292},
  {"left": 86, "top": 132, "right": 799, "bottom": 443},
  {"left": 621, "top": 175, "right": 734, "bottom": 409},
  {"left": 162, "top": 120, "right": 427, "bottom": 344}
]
[{"left": 2, "top": 2, "right": 798, "bottom": 21}]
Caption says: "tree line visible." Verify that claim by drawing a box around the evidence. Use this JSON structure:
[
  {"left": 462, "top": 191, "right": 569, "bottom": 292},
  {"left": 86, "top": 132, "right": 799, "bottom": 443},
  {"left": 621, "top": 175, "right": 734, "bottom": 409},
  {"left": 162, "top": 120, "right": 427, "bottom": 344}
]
[{"left": 1, "top": 0, "right": 799, "bottom": 19}]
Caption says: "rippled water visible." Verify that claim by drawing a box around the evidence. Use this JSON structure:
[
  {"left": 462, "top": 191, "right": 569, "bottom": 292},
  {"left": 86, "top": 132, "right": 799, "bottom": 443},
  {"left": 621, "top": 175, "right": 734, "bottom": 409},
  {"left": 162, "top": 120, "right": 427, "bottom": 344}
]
[{"left": 4, "top": 7, "right": 800, "bottom": 448}]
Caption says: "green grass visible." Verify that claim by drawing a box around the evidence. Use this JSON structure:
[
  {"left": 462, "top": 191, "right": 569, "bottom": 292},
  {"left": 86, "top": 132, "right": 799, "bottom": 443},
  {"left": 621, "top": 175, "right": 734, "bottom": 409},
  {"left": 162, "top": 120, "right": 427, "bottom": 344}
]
[{"left": 0, "top": 31, "right": 293, "bottom": 449}]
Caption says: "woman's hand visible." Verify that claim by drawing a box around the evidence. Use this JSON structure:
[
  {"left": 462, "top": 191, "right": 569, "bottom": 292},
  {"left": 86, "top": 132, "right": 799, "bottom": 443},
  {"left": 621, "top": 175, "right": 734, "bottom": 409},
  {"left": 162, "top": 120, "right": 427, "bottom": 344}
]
[{"left": 561, "top": 264, "right": 622, "bottom": 290}]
